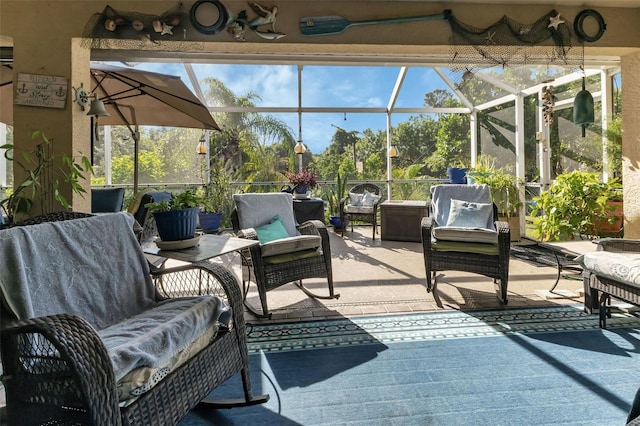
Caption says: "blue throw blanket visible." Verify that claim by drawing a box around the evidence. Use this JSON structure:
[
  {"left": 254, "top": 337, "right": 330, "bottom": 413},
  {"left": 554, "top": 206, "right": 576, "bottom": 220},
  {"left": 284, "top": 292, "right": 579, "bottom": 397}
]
[{"left": 0, "top": 212, "right": 229, "bottom": 380}]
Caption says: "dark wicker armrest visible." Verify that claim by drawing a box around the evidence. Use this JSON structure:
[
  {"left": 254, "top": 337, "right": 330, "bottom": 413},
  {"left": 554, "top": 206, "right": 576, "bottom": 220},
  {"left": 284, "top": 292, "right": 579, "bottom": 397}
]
[
  {"left": 150, "top": 261, "right": 246, "bottom": 338},
  {"left": 421, "top": 216, "right": 434, "bottom": 230},
  {"left": 596, "top": 238, "right": 640, "bottom": 253},
  {"left": 1, "top": 313, "right": 120, "bottom": 425},
  {"left": 298, "top": 219, "right": 325, "bottom": 235},
  {"left": 237, "top": 227, "right": 259, "bottom": 241},
  {"left": 495, "top": 220, "right": 510, "bottom": 238},
  {"left": 420, "top": 216, "right": 434, "bottom": 249}
]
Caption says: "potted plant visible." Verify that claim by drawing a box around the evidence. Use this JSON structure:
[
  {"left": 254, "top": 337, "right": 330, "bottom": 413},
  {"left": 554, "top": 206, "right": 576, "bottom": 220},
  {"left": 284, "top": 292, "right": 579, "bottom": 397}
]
[
  {"left": 0, "top": 130, "right": 92, "bottom": 226},
  {"left": 198, "top": 159, "right": 232, "bottom": 233},
  {"left": 466, "top": 155, "right": 523, "bottom": 241},
  {"left": 145, "top": 189, "right": 203, "bottom": 242},
  {"left": 327, "top": 172, "right": 348, "bottom": 231},
  {"left": 284, "top": 168, "right": 318, "bottom": 199},
  {"left": 531, "top": 170, "right": 623, "bottom": 241},
  {"left": 447, "top": 162, "right": 468, "bottom": 184}
]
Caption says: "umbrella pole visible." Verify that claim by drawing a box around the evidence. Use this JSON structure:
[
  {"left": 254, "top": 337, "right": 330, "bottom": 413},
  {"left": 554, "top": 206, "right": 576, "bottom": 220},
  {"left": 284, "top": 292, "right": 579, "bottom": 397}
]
[
  {"left": 133, "top": 127, "right": 139, "bottom": 195},
  {"left": 115, "top": 104, "right": 139, "bottom": 195}
]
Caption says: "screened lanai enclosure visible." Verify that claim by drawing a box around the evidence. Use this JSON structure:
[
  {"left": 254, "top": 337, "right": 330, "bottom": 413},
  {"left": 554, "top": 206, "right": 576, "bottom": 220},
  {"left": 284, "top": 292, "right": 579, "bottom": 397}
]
[
  {"left": 0, "top": 56, "right": 622, "bottom": 237},
  {"left": 86, "top": 58, "right": 620, "bottom": 182}
]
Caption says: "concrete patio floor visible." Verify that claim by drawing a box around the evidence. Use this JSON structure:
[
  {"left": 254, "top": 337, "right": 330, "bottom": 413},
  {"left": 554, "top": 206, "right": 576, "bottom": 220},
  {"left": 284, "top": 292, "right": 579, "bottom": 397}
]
[{"left": 237, "top": 225, "right": 588, "bottom": 324}]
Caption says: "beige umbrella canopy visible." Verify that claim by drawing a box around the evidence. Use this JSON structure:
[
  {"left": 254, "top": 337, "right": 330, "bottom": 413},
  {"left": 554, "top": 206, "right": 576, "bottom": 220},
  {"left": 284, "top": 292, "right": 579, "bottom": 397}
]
[
  {"left": 1, "top": 63, "right": 219, "bottom": 193},
  {"left": 89, "top": 64, "right": 219, "bottom": 193}
]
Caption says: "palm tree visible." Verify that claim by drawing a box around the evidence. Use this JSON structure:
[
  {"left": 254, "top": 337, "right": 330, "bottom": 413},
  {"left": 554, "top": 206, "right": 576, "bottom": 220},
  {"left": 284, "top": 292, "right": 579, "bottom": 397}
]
[{"left": 202, "top": 78, "right": 295, "bottom": 177}]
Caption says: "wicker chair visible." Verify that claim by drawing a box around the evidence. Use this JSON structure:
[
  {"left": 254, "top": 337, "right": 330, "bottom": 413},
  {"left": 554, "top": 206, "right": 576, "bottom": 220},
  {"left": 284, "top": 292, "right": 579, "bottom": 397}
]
[
  {"left": 0, "top": 213, "right": 267, "bottom": 425},
  {"left": 232, "top": 193, "right": 339, "bottom": 318},
  {"left": 421, "top": 184, "right": 510, "bottom": 306},
  {"left": 340, "top": 183, "right": 382, "bottom": 239}
]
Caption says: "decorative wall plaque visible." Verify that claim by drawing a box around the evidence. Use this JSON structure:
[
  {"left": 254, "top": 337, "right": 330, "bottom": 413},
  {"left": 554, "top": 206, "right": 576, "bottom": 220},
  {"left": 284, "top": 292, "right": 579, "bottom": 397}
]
[{"left": 14, "top": 73, "right": 68, "bottom": 109}]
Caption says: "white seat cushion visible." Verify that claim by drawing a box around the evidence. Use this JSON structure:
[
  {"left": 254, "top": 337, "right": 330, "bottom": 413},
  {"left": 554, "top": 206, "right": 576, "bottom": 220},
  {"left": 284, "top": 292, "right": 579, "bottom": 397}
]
[
  {"left": 576, "top": 251, "right": 640, "bottom": 287},
  {"left": 261, "top": 234, "right": 322, "bottom": 257},
  {"left": 432, "top": 226, "right": 498, "bottom": 244},
  {"left": 344, "top": 205, "right": 375, "bottom": 214}
]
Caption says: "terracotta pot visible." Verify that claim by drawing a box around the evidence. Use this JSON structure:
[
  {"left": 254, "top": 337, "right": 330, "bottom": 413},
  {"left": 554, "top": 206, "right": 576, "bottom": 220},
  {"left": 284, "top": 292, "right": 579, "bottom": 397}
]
[{"left": 595, "top": 200, "right": 623, "bottom": 235}]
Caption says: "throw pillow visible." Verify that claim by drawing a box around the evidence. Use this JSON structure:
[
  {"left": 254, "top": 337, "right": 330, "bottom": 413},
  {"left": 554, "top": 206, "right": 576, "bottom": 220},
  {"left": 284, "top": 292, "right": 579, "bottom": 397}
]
[
  {"left": 349, "top": 192, "right": 363, "bottom": 206},
  {"left": 255, "top": 215, "right": 290, "bottom": 243},
  {"left": 445, "top": 199, "right": 493, "bottom": 229},
  {"left": 361, "top": 190, "right": 381, "bottom": 207}
]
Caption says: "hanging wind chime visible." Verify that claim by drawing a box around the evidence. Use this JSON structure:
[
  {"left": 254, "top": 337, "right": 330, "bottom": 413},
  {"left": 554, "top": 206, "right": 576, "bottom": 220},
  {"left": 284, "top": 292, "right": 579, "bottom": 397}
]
[
  {"left": 541, "top": 85, "right": 555, "bottom": 126},
  {"left": 572, "top": 9, "right": 606, "bottom": 137}
]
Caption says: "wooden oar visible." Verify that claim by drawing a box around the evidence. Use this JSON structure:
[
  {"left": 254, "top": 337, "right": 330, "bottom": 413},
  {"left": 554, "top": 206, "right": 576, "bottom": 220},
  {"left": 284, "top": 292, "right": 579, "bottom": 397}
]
[{"left": 300, "top": 10, "right": 450, "bottom": 36}]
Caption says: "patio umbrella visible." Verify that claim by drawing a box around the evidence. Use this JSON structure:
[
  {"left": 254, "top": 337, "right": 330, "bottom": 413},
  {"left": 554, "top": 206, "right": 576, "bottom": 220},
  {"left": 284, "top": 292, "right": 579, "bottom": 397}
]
[
  {"left": 89, "top": 64, "right": 219, "bottom": 194},
  {"left": 0, "top": 63, "right": 219, "bottom": 194}
]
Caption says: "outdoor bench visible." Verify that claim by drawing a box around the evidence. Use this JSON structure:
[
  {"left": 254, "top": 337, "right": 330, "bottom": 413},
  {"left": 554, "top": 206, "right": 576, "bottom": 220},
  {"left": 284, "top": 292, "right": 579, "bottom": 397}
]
[
  {"left": 0, "top": 212, "right": 266, "bottom": 425},
  {"left": 578, "top": 238, "right": 640, "bottom": 328}
]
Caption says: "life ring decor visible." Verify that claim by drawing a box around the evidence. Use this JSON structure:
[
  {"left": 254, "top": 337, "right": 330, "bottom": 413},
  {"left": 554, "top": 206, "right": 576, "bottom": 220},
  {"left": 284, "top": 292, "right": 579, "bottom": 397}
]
[
  {"left": 190, "top": 0, "right": 229, "bottom": 35},
  {"left": 574, "top": 9, "right": 606, "bottom": 42}
]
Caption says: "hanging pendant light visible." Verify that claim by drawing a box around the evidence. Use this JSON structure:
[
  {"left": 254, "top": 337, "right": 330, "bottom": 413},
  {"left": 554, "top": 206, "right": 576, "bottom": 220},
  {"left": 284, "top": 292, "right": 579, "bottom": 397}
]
[{"left": 196, "top": 134, "right": 207, "bottom": 155}]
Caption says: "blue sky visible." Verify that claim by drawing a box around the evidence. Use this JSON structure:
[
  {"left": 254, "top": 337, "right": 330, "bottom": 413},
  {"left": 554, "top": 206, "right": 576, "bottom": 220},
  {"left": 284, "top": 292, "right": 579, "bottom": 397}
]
[{"left": 111, "top": 62, "right": 451, "bottom": 153}]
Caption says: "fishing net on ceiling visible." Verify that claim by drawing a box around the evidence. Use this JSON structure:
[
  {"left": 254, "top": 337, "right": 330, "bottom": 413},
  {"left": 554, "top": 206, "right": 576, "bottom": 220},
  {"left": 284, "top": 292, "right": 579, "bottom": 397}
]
[
  {"left": 447, "top": 9, "right": 582, "bottom": 83},
  {"left": 81, "top": 5, "right": 204, "bottom": 51}
]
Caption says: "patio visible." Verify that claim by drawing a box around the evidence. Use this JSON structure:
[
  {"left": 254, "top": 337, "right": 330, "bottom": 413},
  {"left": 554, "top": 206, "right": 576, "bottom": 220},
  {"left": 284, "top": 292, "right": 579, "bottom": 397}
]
[{"left": 236, "top": 225, "right": 588, "bottom": 324}]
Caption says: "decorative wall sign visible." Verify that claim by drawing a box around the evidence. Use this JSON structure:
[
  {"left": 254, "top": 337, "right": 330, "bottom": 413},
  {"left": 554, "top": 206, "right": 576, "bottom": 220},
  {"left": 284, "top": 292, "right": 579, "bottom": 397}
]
[{"left": 14, "top": 73, "right": 67, "bottom": 109}]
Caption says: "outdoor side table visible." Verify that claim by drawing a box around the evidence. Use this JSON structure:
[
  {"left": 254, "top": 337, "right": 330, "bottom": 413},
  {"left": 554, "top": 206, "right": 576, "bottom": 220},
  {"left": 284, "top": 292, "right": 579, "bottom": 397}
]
[
  {"left": 144, "top": 233, "right": 259, "bottom": 264},
  {"left": 293, "top": 197, "right": 325, "bottom": 224},
  {"left": 144, "top": 233, "right": 261, "bottom": 314},
  {"left": 381, "top": 200, "right": 429, "bottom": 242},
  {"left": 536, "top": 239, "right": 598, "bottom": 307}
]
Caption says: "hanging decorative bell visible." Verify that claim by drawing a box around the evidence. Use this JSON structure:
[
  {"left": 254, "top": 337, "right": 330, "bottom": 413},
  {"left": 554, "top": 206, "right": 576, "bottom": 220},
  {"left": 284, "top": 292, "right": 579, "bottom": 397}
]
[
  {"left": 86, "top": 96, "right": 110, "bottom": 117},
  {"left": 573, "top": 77, "right": 594, "bottom": 137}
]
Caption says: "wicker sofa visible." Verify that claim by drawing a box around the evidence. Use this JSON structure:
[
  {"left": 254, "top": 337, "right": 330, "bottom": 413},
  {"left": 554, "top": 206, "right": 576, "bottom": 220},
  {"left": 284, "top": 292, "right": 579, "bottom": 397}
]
[
  {"left": 579, "top": 238, "right": 640, "bottom": 329},
  {"left": 0, "top": 212, "right": 267, "bottom": 425}
]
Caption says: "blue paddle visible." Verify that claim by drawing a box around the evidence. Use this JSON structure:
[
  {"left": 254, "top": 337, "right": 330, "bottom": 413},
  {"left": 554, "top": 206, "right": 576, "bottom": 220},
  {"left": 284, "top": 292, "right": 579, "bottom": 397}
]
[{"left": 300, "top": 10, "right": 450, "bottom": 36}]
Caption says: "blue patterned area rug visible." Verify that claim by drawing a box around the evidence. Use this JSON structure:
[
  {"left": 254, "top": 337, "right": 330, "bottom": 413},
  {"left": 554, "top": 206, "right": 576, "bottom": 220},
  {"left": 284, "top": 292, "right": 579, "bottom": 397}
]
[{"left": 181, "top": 305, "right": 640, "bottom": 425}]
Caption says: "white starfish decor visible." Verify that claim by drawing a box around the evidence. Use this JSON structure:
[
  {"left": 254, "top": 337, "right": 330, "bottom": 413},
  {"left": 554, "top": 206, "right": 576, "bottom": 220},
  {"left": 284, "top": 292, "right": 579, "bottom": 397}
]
[
  {"left": 161, "top": 23, "right": 174, "bottom": 36},
  {"left": 548, "top": 13, "right": 565, "bottom": 31}
]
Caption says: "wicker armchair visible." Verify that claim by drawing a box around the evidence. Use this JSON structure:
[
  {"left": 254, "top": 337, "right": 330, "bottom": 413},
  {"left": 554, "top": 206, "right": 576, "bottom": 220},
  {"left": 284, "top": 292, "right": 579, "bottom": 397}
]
[
  {"left": 340, "top": 183, "right": 382, "bottom": 239},
  {"left": 232, "top": 193, "right": 339, "bottom": 318},
  {"left": 421, "top": 184, "right": 510, "bottom": 306},
  {"left": 0, "top": 213, "right": 267, "bottom": 425}
]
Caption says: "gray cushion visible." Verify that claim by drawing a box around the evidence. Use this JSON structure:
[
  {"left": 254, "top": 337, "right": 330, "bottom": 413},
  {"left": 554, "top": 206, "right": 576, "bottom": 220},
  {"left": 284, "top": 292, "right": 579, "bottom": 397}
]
[
  {"left": 431, "top": 184, "right": 495, "bottom": 231},
  {"left": 361, "top": 190, "right": 381, "bottom": 207},
  {"left": 233, "top": 193, "right": 298, "bottom": 237},
  {"left": 261, "top": 234, "right": 322, "bottom": 257},
  {"left": 446, "top": 199, "right": 493, "bottom": 229}
]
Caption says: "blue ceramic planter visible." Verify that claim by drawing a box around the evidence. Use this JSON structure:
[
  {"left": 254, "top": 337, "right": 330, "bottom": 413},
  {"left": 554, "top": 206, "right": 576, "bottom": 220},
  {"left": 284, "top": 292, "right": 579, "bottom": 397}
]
[
  {"left": 199, "top": 211, "right": 223, "bottom": 232},
  {"left": 153, "top": 207, "right": 199, "bottom": 241}
]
